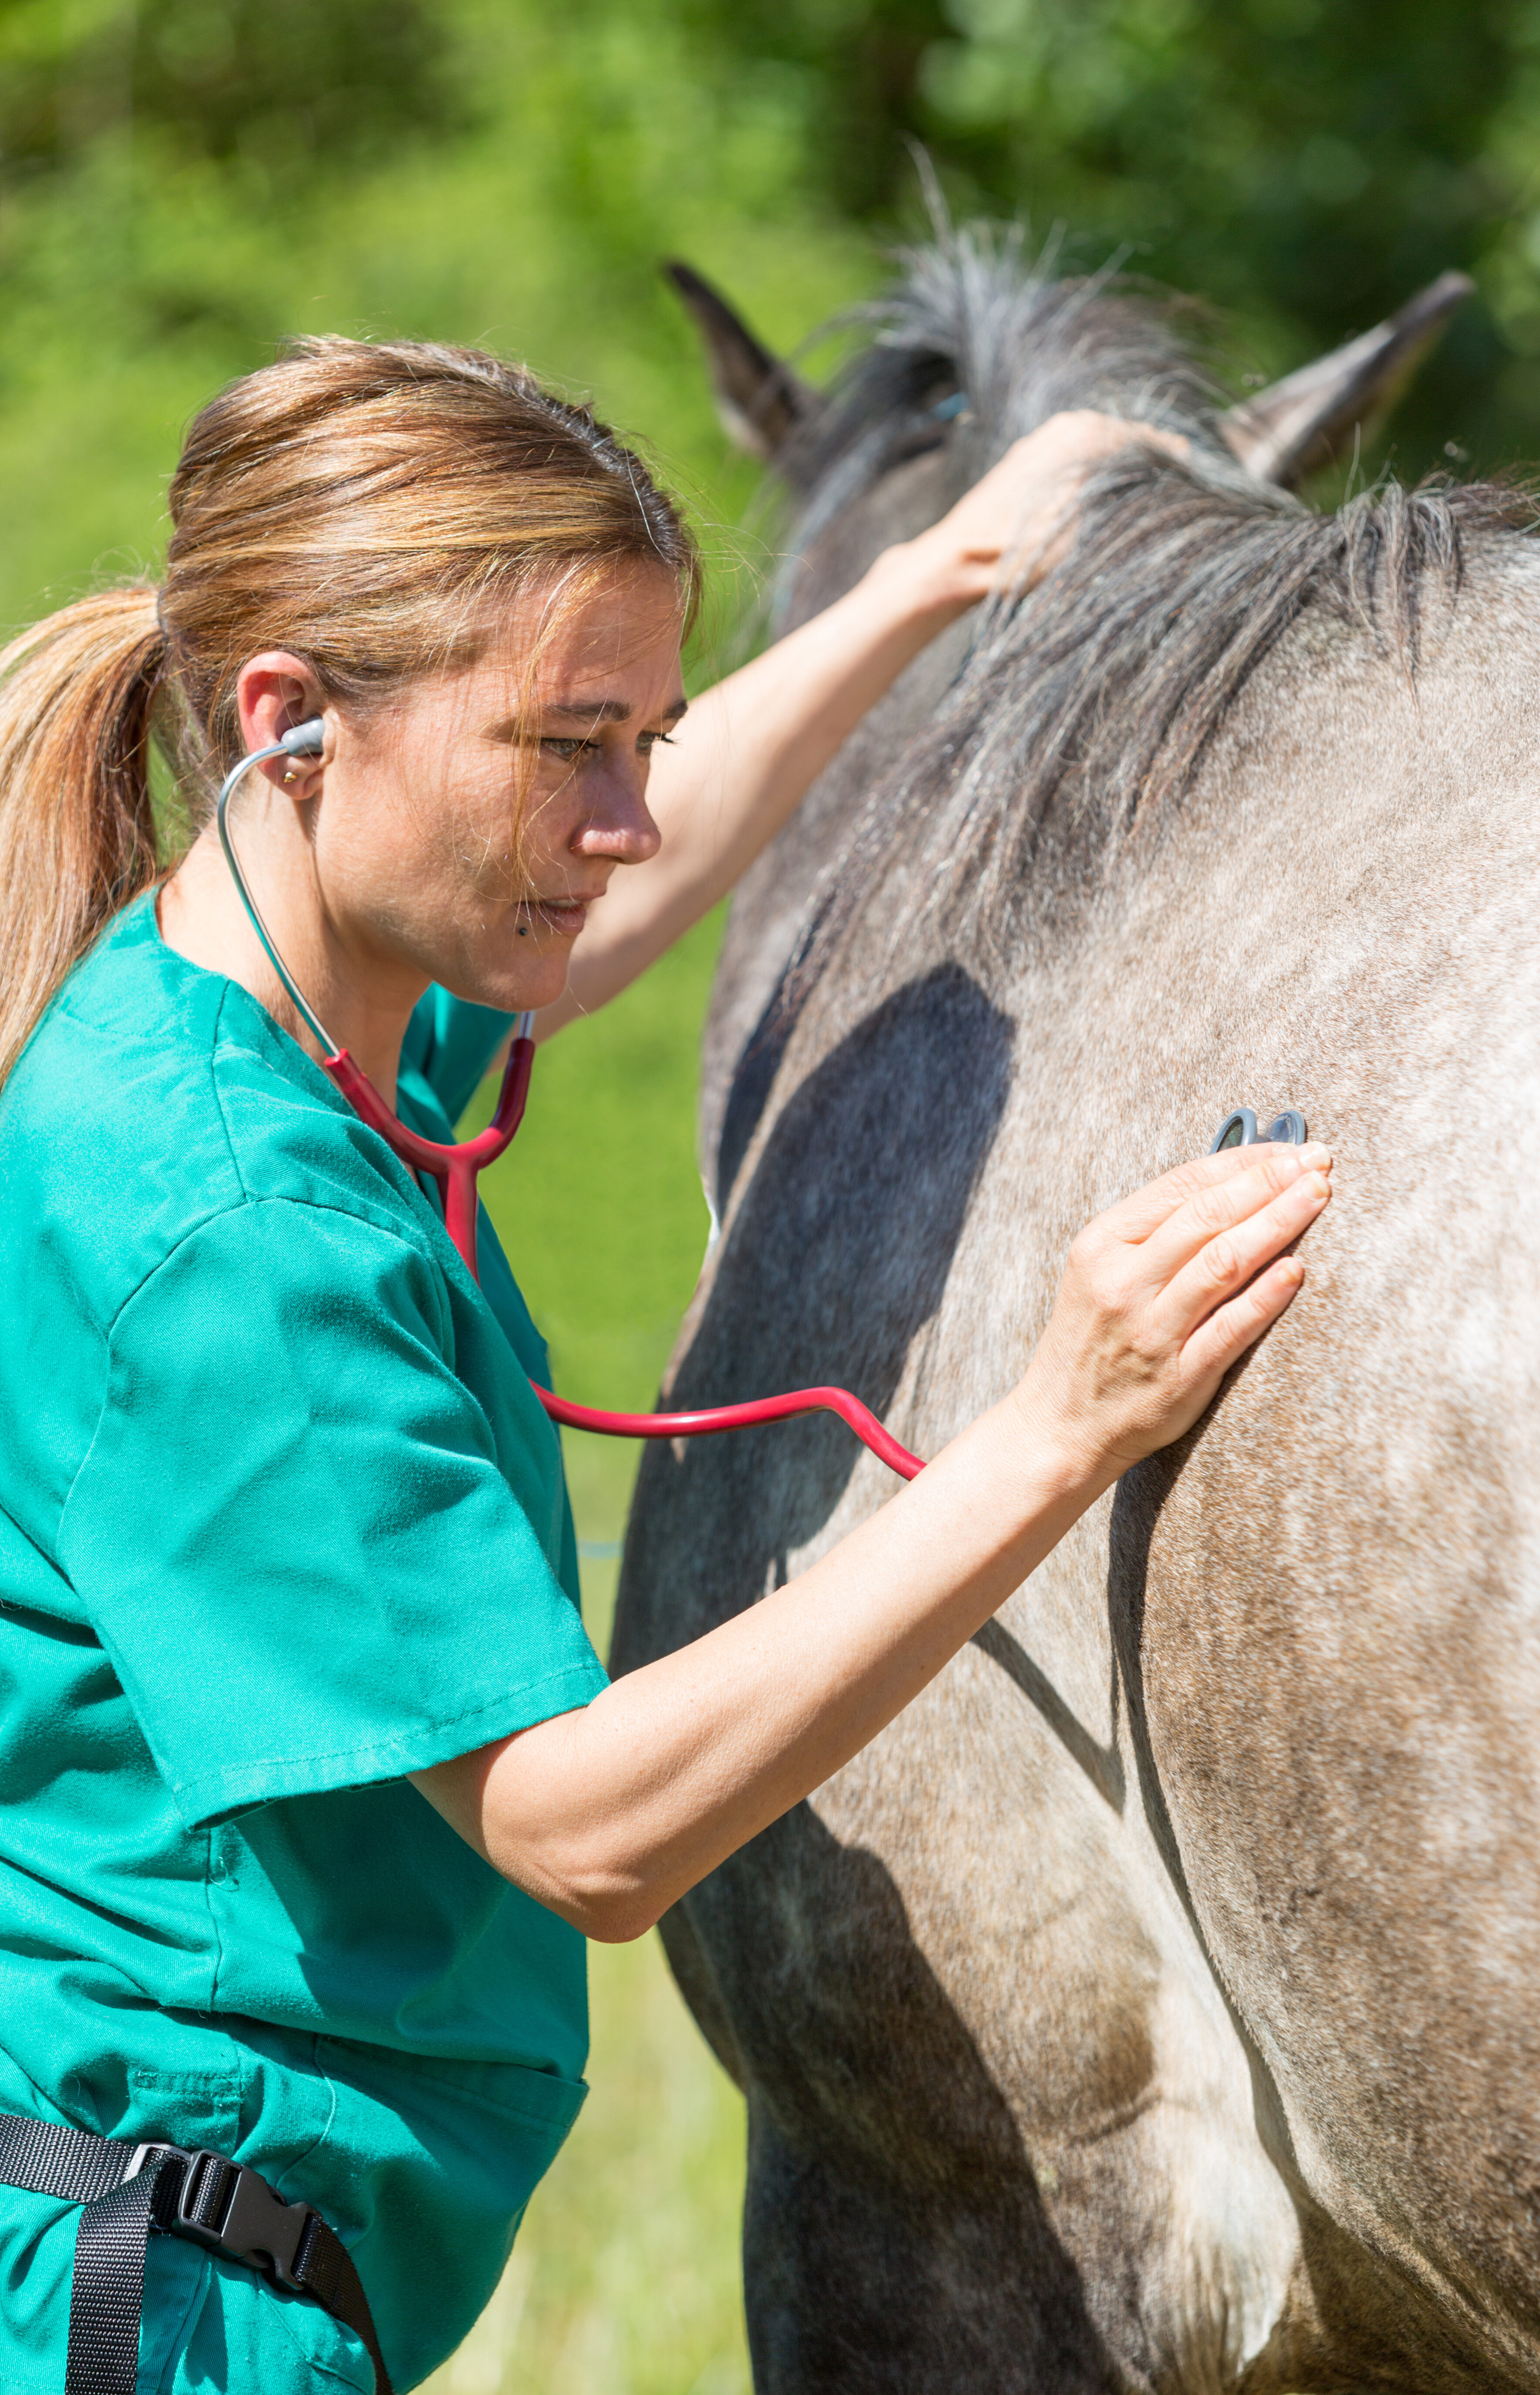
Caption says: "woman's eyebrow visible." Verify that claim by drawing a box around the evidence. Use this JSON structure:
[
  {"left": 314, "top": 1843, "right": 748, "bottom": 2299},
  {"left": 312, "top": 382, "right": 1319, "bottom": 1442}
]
[
  {"left": 540, "top": 695, "right": 690, "bottom": 726},
  {"left": 486, "top": 695, "right": 690, "bottom": 740},
  {"left": 544, "top": 699, "right": 631, "bottom": 725}
]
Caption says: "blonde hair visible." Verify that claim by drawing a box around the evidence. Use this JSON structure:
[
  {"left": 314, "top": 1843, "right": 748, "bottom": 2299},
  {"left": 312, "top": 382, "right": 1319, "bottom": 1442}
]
[{"left": 0, "top": 336, "right": 699, "bottom": 1086}]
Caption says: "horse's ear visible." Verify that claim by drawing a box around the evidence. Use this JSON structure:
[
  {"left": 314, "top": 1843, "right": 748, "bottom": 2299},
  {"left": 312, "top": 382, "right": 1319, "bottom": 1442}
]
[
  {"left": 663, "top": 261, "right": 816, "bottom": 461},
  {"left": 1221, "top": 270, "right": 1474, "bottom": 487}
]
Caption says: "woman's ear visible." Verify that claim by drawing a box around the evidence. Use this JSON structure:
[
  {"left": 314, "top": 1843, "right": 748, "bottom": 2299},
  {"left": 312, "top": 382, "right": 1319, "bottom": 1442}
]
[{"left": 235, "top": 653, "right": 331, "bottom": 794}]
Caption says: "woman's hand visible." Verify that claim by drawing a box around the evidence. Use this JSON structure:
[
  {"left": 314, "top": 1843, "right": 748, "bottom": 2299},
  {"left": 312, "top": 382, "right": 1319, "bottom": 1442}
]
[
  {"left": 870, "top": 410, "right": 1191, "bottom": 624},
  {"left": 1014, "top": 1140, "right": 1333, "bottom": 1489}
]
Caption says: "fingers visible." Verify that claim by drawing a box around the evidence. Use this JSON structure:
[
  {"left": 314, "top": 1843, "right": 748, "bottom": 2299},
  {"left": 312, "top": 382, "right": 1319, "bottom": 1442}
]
[
  {"left": 1057, "top": 414, "right": 1188, "bottom": 465},
  {"left": 1005, "top": 413, "right": 1190, "bottom": 485},
  {"left": 1135, "top": 1143, "right": 1333, "bottom": 1281},
  {"left": 1151, "top": 1166, "right": 1330, "bottom": 1343},
  {"left": 958, "top": 415, "right": 1189, "bottom": 548},
  {"left": 1096, "top": 1141, "right": 1329, "bottom": 1246},
  {"left": 1130, "top": 426, "right": 1190, "bottom": 467},
  {"left": 1178, "top": 1255, "right": 1306, "bottom": 1388},
  {"left": 920, "top": 414, "right": 1196, "bottom": 611},
  {"left": 1035, "top": 1133, "right": 1327, "bottom": 1480}
]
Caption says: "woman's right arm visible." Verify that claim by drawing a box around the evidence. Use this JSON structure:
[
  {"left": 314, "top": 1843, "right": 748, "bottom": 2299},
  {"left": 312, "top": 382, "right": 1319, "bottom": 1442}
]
[{"left": 411, "top": 1141, "right": 1332, "bottom": 1937}]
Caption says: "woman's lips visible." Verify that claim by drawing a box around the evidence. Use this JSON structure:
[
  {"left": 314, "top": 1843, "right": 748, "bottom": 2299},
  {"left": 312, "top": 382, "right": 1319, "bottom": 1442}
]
[{"left": 527, "top": 896, "right": 591, "bottom": 937}]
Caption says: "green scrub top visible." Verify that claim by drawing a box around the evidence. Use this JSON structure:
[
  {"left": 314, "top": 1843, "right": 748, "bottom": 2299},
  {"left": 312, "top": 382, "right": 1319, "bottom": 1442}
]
[{"left": 0, "top": 895, "right": 609, "bottom": 2389}]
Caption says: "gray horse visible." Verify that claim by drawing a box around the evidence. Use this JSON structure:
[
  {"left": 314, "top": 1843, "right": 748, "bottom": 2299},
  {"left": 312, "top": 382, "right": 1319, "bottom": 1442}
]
[{"left": 611, "top": 228, "right": 1540, "bottom": 2392}]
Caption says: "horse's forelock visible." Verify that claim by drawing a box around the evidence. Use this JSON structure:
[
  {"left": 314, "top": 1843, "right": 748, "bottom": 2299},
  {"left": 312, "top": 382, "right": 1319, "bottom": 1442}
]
[{"left": 779, "top": 229, "right": 1222, "bottom": 565}]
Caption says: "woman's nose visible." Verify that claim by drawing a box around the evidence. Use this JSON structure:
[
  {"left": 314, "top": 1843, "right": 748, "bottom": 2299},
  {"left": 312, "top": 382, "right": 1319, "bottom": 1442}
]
[{"left": 574, "top": 764, "right": 662, "bottom": 865}]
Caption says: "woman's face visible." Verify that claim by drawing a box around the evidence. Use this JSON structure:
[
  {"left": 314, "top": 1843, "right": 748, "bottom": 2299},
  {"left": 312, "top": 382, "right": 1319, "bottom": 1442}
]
[{"left": 238, "top": 562, "right": 687, "bottom": 1018}]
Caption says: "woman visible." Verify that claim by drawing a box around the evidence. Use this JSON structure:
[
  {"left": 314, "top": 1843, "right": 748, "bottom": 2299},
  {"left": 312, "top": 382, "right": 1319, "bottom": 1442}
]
[{"left": 0, "top": 338, "right": 1330, "bottom": 2392}]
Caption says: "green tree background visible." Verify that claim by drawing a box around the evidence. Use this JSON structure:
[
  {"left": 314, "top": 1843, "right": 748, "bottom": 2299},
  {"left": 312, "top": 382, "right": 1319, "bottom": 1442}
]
[
  {"left": 1, "top": 3, "right": 1531, "bottom": 2385},
  {"left": 7, "top": 0, "right": 1540, "bottom": 637},
  {"left": 684, "top": 0, "right": 1540, "bottom": 474}
]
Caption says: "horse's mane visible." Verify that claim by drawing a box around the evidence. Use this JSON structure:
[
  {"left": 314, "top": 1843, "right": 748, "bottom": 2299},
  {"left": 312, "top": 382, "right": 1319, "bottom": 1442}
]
[{"left": 779, "top": 227, "right": 1535, "bottom": 991}]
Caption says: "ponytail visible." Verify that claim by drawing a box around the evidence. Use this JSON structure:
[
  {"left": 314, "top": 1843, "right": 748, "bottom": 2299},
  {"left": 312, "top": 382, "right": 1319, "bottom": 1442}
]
[{"left": 0, "top": 588, "right": 164, "bottom": 1088}]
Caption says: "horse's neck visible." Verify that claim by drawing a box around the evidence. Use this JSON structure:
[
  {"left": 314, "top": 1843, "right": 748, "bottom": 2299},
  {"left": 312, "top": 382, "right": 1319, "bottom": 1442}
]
[
  {"left": 711, "top": 537, "right": 1540, "bottom": 1183},
  {"left": 701, "top": 610, "right": 974, "bottom": 1201}
]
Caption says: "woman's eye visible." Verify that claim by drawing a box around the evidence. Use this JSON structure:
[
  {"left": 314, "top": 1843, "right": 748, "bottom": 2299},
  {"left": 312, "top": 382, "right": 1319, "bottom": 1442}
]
[{"left": 539, "top": 729, "right": 675, "bottom": 763}]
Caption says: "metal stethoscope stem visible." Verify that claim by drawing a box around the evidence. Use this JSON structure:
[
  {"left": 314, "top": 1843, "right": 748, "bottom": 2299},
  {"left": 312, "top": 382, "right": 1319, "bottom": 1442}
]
[{"left": 215, "top": 726, "right": 927, "bottom": 1481}]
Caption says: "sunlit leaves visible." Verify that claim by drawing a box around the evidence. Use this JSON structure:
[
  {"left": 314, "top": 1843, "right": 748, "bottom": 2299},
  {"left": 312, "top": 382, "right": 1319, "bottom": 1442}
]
[{"left": 680, "top": 0, "right": 1540, "bottom": 473}]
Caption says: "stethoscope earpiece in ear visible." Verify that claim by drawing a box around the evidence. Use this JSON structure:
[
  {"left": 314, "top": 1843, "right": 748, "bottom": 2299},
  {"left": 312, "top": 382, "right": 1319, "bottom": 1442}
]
[{"left": 277, "top": 719, "right": 324, "bottom": 785}]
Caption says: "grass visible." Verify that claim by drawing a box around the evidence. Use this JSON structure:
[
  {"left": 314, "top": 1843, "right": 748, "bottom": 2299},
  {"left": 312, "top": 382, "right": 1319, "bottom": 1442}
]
[{"left": 476, "top": 906, "right": 726, "bottom": 1424}]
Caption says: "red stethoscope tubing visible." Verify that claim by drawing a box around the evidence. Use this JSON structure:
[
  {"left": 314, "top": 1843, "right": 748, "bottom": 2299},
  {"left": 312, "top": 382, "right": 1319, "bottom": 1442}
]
[
  {"left": 325, "top": 1038, "right": 537, "bottom": 1289},
  {"left": 216, "top": 730, "right": 922, "bottom": 1481},
  {"left": 323, "top": 1036, "right": 926, "bottom": 1483},
  {"left": 536, "top": 1382, "right": 924, "bottom": 1482}
]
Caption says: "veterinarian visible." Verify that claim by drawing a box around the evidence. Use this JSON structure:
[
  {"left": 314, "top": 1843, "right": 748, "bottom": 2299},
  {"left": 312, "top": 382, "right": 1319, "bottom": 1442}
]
[{"left": 0, "top": 338, "right": 1331, "bottom": 2391}]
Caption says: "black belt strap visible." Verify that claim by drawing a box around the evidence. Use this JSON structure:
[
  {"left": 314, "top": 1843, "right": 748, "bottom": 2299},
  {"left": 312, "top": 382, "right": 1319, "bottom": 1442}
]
[{"left": 0, "top": 2113, "right": 392, "bottom": 2394}]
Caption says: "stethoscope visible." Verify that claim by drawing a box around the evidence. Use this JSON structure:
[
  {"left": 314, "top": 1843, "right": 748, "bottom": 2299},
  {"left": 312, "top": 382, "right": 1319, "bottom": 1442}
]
[
  {"left": 216, "top": 723, "right": 926, "bottom": 1481},
  {"left": 219, "top": 728, "right": 1311, "bottom": 1485},
  {"left": 1210, "top": 1107, "right": 1308, "bottom": 1151}
]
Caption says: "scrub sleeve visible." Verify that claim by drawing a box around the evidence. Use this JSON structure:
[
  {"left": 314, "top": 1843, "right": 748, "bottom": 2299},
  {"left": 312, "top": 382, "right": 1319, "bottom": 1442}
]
[{"left": 0, "top": 898, "right": 609, "bottom": 2390}]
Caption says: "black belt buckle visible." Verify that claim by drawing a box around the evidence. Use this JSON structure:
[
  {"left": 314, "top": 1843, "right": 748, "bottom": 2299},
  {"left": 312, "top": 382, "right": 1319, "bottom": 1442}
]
[{"left": 127, "top": 2141, "right": 315, "bottom": 2293}]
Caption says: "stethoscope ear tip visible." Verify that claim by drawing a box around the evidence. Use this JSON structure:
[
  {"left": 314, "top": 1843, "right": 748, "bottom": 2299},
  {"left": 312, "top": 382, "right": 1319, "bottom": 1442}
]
[{"left": 280, "top": 719, "right": 326, "bottom": 758}]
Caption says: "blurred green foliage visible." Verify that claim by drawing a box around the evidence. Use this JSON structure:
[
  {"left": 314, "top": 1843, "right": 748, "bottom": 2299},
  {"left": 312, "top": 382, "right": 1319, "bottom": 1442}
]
[
  {"left": 3, "top": 0, "right": 1538, "bottom": 550},
  {"left": 4, "top": 4, "right": 1538, "bottom": 2385},
  {"left": 682, "top": 0, "right": 1540, "bottom": 475},
  {"left": 6, "top": 0, "right": 1540, "bottom": 533},
  {"left": 0, "top": 0, "right": 463, "bottom": 180},
  {"left": 0, "top": 0, "right": 872, "bottom": 633}
]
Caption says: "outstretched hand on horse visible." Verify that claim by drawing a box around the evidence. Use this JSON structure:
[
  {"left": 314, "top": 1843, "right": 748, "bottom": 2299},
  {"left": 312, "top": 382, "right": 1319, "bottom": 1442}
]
[
  {"left": 414, "top": 1141, "right": 1330, "bottom": 1943},
  {"left": 903, "top": 408, "right": 1191, "bottom": 608}
]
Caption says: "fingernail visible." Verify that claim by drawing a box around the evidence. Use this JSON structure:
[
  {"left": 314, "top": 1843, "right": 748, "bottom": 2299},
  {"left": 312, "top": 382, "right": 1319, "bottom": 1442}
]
[
  {"left": 1300, "top": 1172, "right": 1330, "bottom": 1203},
  {"left": 1297, "top": 1144, "right": 1333, "bottom": 1170}
]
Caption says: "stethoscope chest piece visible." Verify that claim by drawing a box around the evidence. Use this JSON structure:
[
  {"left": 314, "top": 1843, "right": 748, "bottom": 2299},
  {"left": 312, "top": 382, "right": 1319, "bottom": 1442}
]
[{"left": 1209, "top": 1106, "right": 1309, "bottom": 1153}]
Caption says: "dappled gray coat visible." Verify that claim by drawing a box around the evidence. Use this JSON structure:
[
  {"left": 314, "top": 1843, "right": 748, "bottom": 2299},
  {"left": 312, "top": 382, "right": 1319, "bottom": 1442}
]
[{"left": 614, "top": 232, "right": 1540, "bottom": 2394}]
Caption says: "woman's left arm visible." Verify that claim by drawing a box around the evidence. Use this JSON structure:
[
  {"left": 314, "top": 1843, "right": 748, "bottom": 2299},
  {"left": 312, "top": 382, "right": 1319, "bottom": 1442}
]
[{"left": 535, "top": 411, "right": 1185, "bottom": 1037}]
